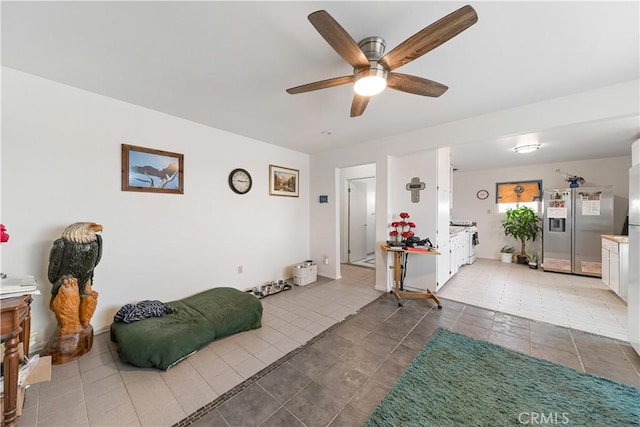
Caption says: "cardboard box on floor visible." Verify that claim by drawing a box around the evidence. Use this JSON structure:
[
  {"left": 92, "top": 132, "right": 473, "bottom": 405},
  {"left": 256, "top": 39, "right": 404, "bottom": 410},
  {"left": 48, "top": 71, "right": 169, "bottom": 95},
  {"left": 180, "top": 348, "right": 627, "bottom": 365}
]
[{"left": 1, "top": 355, "right": 52, "bottom": 418}]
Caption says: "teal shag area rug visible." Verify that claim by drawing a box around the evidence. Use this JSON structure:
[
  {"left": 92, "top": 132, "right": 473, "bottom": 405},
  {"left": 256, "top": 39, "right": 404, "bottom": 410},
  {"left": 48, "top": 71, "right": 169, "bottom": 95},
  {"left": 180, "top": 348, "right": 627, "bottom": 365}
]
[{"left": 365, "top": 328, "right": 640, "bottom": 427}]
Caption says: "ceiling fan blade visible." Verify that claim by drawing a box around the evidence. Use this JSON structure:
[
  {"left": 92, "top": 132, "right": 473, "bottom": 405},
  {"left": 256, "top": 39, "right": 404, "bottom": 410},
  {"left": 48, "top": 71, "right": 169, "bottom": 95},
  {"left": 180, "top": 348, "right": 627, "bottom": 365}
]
[
  {"left": 308, "top": 10, "right": 370, "bottom": 69},
  {"left": 380, "top": 5, "right": 478, "bottom": 71},
  {"left": 350, "top": 94, "right": 370, "bottom": 117},
  {"left": 387, "top": 73, "right": 448, "bottom": 97},
  {"left": 286, "top": 75, "right": 354, "bottom": 94}
]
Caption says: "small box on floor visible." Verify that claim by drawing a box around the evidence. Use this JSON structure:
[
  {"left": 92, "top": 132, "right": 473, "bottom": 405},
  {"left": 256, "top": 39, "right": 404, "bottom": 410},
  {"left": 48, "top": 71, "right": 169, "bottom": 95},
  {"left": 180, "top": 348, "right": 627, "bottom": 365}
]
[{"left": 293, "top": 261, "right": 317, "bottom": 286}]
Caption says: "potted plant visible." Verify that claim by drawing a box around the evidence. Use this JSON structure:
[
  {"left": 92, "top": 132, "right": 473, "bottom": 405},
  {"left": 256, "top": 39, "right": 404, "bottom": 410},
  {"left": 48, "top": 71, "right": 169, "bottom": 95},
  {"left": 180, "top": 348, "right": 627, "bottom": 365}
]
[
  {"left": 500, "top": 206, "right": 542, "bottom": 264},
  {"left": 527, "top": 251, "right": 539, "bottom": 269},
  {"left": 500, "top": 245, "right": 515, "bottom": 263}
]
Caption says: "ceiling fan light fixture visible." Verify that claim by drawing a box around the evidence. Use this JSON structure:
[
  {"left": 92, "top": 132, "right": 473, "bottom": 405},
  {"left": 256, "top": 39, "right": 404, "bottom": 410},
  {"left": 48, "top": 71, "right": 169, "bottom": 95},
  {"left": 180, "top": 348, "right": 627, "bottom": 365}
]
[
  {"left": 287, "top": 6, "right": 478, "bottom": 116},
  {"left": 514, "top": 143, "right": 541, "bottom": 154},
  {"left": 354, "top": 67, "right": 387, "bottom": 96}
]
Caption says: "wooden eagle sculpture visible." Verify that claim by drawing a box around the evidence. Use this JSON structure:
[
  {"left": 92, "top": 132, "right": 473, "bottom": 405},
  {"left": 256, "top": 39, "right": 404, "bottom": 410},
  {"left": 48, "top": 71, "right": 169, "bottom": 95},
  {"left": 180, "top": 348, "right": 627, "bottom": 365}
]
[
  {"left": 42, "top": 222, "right": 103, "bottom": 363},
  {"left": 48, "top": 222, "right": 103, "bottom": 300}
]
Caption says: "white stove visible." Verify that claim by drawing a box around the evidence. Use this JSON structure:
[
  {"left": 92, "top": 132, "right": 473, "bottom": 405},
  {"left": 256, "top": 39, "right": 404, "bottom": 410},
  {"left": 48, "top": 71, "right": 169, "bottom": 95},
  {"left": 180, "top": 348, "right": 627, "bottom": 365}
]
[
  {"left": 450, "top": 220, "right": 479, "bottom": 264},
  {"left": 450, "top": 220, "right": 475, "bottom": 226}
]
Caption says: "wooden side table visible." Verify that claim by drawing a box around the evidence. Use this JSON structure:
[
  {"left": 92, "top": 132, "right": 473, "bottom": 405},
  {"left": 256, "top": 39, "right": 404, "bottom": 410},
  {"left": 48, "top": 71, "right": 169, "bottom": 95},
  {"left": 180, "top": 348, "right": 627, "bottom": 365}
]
[
  {"left": 381, "top": 245, "right": 442, "bottom": 308},
  {"left": 1, "top": 295, "right": 32, "bottom": 427}
]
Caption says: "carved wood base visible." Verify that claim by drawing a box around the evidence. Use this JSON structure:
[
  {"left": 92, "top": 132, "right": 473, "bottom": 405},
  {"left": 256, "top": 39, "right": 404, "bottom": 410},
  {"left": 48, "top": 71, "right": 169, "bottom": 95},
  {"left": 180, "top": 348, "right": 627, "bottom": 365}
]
[{"left": 40, "top": 324, "right": 94, "bottom": 365}]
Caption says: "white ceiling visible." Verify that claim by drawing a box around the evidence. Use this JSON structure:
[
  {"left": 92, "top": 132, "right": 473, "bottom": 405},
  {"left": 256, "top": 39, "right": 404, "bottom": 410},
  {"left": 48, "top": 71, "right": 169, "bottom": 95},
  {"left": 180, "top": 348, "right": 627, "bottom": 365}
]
[{"left": 2, "top": 1, "right": 639, "bottom": 170}]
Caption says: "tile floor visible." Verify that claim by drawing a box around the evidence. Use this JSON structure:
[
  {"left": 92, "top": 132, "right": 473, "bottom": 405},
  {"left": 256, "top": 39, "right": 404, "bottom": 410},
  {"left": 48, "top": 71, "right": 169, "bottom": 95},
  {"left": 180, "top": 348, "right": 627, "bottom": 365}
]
[
  {"left": 17, "top": 266, "right": 380, "bottom": 427},
  {"left": 13, "top": 261, "right": 639, "bottom": 426},
  {"left": 348, "top": 255, "right": 375, "bottom": 269},
  {"left": 182, "top": 295, "right": 639, "bottom": 427},
  {"left": 439, "top": 258, "right": 629, "bottom": 341}
]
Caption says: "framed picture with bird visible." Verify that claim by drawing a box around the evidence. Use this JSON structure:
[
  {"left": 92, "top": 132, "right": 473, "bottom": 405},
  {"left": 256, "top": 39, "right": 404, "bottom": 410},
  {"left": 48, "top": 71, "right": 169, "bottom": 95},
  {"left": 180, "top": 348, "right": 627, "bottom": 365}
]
[{"left": 121, "top": 144, "right": 184, "bottom": 194}]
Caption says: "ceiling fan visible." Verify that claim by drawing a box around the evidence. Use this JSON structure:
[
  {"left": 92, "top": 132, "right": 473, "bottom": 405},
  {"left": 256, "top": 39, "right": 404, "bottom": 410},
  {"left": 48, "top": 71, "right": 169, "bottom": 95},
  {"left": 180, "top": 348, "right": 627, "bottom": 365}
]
[{"left": 286, "top": 5, "right": 478, "bottom": 117}]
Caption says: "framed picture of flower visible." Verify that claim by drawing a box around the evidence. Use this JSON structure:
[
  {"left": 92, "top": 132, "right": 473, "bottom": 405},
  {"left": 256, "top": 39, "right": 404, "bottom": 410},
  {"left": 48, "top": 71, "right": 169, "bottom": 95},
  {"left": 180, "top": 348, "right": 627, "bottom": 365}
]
[
  {"left": 269, "top": 165, "right": 299, "bottom": 197},
  {"left": 122, "top": 144, "right": 184, "bottom": 194}
]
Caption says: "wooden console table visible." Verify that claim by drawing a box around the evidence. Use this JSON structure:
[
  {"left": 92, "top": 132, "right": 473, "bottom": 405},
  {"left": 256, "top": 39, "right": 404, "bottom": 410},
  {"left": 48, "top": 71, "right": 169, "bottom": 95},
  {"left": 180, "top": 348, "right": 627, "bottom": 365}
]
[
  {"left": 382, "top": 245, "right": 442, "bottom": 308},
  {"left": 1, "top": 295, "right": 32, "bottom": 427}
]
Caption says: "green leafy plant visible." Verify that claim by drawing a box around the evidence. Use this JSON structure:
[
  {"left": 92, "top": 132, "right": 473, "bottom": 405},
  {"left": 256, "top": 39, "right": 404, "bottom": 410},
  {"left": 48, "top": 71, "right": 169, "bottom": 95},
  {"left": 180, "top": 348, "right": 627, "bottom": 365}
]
[
  {"left": 500, "top": 245, "right": 515, "bottom": 253},
  {"left": 501, "top": 206, "right": 542, "bottom": 259}
]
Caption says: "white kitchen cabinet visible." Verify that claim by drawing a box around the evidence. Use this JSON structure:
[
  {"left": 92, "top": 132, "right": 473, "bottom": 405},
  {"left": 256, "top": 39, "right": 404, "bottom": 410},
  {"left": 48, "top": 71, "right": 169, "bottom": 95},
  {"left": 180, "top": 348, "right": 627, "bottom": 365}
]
[
  {"left": 448, "top": 230, "right": 469, "bottom": 279},
  {"left": 458, "top": 232, "right": 468, "bottom": 267},
  {"left": 601, "top": 236, "right": 629, "bottom": 301},
  {"left": 436, "top": 239, "right": 451, "bottom": 292},
  {"left": 610, "top": 251, "right": 620, "bottom": 295},
  {"left": 601, "top": 247, "right": 610, "bottom": 289},
  {"left": 450, "top": 240, "right": 459, "bottom": 277}
]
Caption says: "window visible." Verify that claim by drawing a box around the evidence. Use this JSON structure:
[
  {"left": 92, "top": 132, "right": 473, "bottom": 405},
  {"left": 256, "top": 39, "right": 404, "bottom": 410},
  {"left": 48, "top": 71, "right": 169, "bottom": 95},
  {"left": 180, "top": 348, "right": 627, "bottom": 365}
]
[{"left": 495, "top": 180, "right": 542, "bottom": 213}]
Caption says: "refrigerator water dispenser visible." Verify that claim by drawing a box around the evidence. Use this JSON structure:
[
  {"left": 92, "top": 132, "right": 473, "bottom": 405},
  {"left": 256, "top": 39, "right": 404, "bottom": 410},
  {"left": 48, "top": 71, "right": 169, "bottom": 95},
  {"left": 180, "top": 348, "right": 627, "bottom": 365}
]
[{"left": 549, "top": 218, "right": 566, "bottom": 232}]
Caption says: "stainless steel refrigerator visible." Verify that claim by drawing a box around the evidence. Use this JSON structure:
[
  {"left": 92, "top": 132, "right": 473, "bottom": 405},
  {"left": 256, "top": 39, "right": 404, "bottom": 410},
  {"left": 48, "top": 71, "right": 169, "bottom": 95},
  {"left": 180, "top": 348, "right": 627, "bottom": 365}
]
[
  {"left": 542, "top": 186, "right": 614, "bottom": 277},
  {"left": 628, "top": 164, "right": 640, "bottom": 355}
]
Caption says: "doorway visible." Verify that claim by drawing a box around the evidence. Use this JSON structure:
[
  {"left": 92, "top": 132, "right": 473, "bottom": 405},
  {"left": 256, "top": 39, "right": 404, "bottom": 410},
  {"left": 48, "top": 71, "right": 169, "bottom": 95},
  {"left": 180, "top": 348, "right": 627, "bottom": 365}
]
[
  {"left": 348, "top": 179, "right": 369, "bottom": 263},
  {"left": 342, "top": 174, "right": 376, "bottom": 268}
]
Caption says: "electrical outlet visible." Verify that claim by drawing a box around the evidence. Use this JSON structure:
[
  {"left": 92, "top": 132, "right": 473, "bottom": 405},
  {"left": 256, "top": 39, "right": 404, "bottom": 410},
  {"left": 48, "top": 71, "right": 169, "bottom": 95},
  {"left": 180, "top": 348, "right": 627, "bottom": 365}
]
[
  {"left": 324, "top": 257, "right": 329, "bottom": 265},
  {"left": 237, "top": 265, "right": 243, "bottom": 274}
]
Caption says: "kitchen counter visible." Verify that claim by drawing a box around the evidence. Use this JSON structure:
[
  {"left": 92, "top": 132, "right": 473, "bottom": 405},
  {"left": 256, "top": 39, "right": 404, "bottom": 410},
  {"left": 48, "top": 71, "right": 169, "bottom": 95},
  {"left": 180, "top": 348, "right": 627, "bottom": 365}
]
[{"left": 602, "top": 235, "right": 629, "bottom": 244}]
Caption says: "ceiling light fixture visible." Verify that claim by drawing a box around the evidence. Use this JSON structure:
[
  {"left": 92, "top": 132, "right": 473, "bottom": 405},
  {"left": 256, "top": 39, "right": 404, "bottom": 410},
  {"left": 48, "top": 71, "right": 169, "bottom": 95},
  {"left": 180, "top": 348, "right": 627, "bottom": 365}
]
[
  {"left": 514, "top": 144, "right": 541, "bottom": 154},
  {"left": 353, "top": 66, "right": 387, "bottom": 96}
]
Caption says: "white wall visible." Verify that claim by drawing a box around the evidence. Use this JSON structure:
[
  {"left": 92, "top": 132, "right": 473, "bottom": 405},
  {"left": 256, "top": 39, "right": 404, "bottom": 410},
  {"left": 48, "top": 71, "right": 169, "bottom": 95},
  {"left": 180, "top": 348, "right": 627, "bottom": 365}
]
[
  {"left": 451, "top": 156, "right": 632, "bottom": 259},
  {"left": 388, "top": 151, "right": 439, "bottom": 292},
  {"left": 0, "top": 67, "right": 3, "bottom": 275},
  {"left": 309, "top": 149, "right": 391, "bottom": 289},
  {"left": 1, "top": 68, "right": 310, "bottom": 349}
]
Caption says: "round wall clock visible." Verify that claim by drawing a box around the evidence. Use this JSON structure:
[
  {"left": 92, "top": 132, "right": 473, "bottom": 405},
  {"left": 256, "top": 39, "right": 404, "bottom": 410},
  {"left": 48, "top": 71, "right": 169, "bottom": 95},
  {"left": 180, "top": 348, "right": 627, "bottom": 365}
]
[
  {"left": 228, "top": 168, "right": 252, "bottom": 194},
  {"left": 476, "top": 189, "right": 489, "bottom": 200}
]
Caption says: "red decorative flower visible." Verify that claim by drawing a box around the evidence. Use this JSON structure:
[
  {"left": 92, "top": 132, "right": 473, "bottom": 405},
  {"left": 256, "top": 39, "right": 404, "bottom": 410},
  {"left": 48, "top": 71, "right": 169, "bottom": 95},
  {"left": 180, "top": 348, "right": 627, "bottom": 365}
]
[
  {"left": 0, "top": 224, "right": 9, "bottom": 243},
  {"left": 389, "top": 214, "right": 416, "bottom": 244}
]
